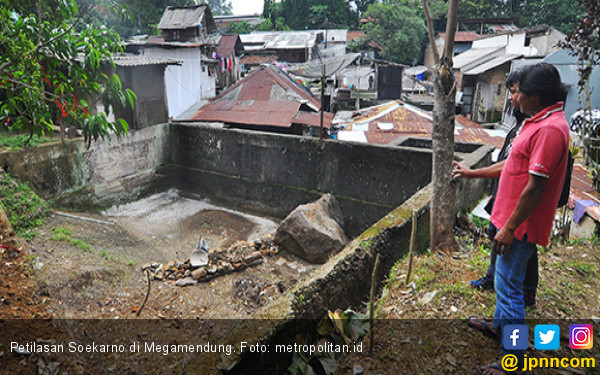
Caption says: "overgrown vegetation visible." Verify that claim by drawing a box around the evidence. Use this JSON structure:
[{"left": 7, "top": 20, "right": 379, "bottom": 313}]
[
  {"left": 1, "top": 1, "right": 136, "bottom": 146},
  {"left": 0, "top": 131, "right": 54, "bottom": 150},
  {"left": 0, "top": 172, "right": 51, "bottom": 240},
  {"left": 373, "top": 216, "right": 600, "bottom": 321}
]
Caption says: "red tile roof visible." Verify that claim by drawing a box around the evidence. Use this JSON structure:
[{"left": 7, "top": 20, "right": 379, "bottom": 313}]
[
  {"left": 439, "top": 31, "right": 480, "bottom": 42},
  {"left": 347, "top": 30, "right": 365, "bottom": 42},
  {"left": 346, "top": 30, "right": 381, "bottom": 50}
]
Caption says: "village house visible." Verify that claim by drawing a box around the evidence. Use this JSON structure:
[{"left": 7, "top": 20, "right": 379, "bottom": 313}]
[
  {"left": 239, "top": 30, "right": 324, "bottom": 66},
  {"left": 106, "top": 55, "right": 181, "bottom": 129},
  {"left": 176, "top": 64, "right": 334, "bottom": 137},
  {"left": 125, "top": 5, "right": 220, "bottom": 119},
  {"left": 216, "top": 34, "right": 245, "bottom": 92},
  {"left": 452, "top": 25, "right": 564, "bottom": 123}
]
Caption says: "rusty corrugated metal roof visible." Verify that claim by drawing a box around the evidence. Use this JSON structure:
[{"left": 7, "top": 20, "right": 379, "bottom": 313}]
[
  {"left": 178, "top": 65, "right": 332, "bottom": 128},
  {"left": 339, "top": 100, "right": 506, "bottom": 147},
  {"left": 217, "top": 34, "right": 243, "bottom": 56},
  {"left": 294, "top": 111, "right": 335, "bottom": 127},
  {"left": 194, "top": 100, "right": 300, "bottom": 127},
  {"left": 347, "top": 30, "right": 365, "bottom": 42},
  {"left": 158, "top": 5, "right": 216, "bottom": 32},
  {"left": 240, "top": 55, "right": 277, "bottom": 66}
]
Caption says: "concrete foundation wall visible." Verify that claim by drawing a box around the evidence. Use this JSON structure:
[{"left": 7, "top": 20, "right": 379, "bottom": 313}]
[
  {"left": 0, "top": 124, "right": 170, "bottom": 208},
  {"left": 168, "top": 123, "right": 434, "bottom": 236},
  {"left": 190, "top": 146, "right": 494, "bottom": 373}
]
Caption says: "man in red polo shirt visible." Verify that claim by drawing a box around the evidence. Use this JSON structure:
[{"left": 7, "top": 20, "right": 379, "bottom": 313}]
[{"left": 476, "top": 63, "right": 569, "bottom": 375}]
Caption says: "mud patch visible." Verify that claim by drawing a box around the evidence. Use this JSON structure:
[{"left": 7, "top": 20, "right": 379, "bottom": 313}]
[{"left": 181, "top": 210, "right": 256, "bottom": 249}]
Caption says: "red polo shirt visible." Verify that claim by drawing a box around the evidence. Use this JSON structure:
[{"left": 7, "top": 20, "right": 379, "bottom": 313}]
[{"left": 491, "top": 102, "right": 569, "bottom": 246}]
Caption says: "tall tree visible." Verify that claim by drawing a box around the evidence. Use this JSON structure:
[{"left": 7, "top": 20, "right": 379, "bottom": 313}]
[
  {"left": 228, "top": 21, "right": 254, "bottom": 34},
  {"left": 560, "top": 0, "right": 599, "bottom": 170},
  {"left": 456, "top": 0, "right": 584, "bottom": 34},
  {"left": 75, "top": 0, "right": 197, "bottom": 38},
  {"left": 513, "top": 0, "right": 584, "bottom": 34},
  {"left": 280, "top": 0, "right": 358, "bottom": 30},
  {"left": 207, "top": 0, "right": 232, "bottom": 16},
  {"left": 426, "top": 0, "right": 460, "bottom": 252},
  {"left": 362, "top": 0, "right": 427, "bottom": 64},
  {"left": 352, "top": 0, "right": 376, "bottom": 17},
  {"left": 0, "top": 0, "right": 136, "bottom": 146}
]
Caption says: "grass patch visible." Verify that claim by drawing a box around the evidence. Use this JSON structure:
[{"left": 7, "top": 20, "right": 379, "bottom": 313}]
[
  {"left": 0, "top": 172, "right": 51, "bottom": 240},
  {"left": 50, "top": 227, "right": 92, "bottom": 252},
  {"left": 0, "top": 131, "right": 54, "bottom": 150},
  {"left": 467, "top": 243, "right": 491, "bottom": 274},
  {"left": 439, "top": 282, "right": 475, "bottom": 299}
]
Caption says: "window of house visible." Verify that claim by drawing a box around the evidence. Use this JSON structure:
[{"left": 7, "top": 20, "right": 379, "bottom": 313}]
[
  {"left": 525, "top": 36, "right": 531, "bottom": 46},
  {"left": 497, "top": 84, "right": 502, "bottom": 95}
]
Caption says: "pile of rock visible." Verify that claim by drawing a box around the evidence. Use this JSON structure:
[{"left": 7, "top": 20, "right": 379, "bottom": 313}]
[{"left": 143, "top": 237, "right": 280, "bottom": 287}]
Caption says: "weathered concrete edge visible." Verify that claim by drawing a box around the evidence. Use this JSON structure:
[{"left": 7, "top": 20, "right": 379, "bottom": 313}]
[{"left": 187, "top": 144, "right": 493, "bottom": 373}]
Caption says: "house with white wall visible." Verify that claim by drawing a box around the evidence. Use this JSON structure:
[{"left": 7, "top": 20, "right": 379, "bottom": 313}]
[
  {"left": 125, "top": 5, "right": 219, "bottom": 119},
  {"left": 453, "top": 25, "right": 564, "bottom": 123}
]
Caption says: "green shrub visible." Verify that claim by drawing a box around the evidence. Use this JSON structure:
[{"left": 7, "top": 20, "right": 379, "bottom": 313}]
[
  {"left": 0, "top": 131, "right": 53, "bottom": 150},
  {"left": 0, "top": 173, "right": 51, "bottom": 240}
]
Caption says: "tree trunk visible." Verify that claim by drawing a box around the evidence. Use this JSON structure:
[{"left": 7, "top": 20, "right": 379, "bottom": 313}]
[
  {"left": 429, "top": 0, "right": 459, "bottom": 252},
  {"left": 422, "top": 0, "right": 439, "bottom": 64}
]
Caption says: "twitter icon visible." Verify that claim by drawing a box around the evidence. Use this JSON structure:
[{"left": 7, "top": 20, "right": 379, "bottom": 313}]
[{"left": 535, "top": 324, "right": 560, "bottom": 350}]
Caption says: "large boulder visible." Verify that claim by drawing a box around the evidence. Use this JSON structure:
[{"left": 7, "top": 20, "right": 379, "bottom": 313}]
[{"left": 274, "top": 194, "right": 348, "bottom": 264}]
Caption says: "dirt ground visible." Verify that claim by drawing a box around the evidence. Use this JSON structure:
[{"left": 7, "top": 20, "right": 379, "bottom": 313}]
[
  {"left": 2, "top": 199, "right": 600, "bottom": 374},
  {"left": 0, "top": 192, "right": 320, "bottom": 374},
  {"left": 18, "top": 191, "right": 316, "bottom": 320},
  {"left": 337, "top": 223, "right": 600, "bottom": 374}
]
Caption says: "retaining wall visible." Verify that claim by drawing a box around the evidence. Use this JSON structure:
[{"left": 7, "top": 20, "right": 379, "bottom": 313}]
[
  {"left": 168, "top": 123, "right": 433, "bottom": 236},
  {"left": 0, "top": 124, "right": 170, "bottom": 208}
]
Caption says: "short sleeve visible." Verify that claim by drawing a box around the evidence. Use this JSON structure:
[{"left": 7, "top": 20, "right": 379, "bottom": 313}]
[{"left": 528, "top": 127, "right": 567, "bottom": 178}]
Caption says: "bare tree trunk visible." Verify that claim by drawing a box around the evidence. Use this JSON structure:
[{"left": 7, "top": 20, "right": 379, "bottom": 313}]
[
  {"left": 422, "top": 0, "right": 439, "bottom": 64},
  {"left": 429, "top": 0, "right": 459, "bottom": 252}
]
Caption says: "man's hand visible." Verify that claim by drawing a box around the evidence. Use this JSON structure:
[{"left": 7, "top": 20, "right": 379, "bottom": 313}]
[
  {"left": 452, "top": 161, "right": 472, "bottom": 179},
  {"left": 493, "top": 226, "right": 515, "bottom": 255}
]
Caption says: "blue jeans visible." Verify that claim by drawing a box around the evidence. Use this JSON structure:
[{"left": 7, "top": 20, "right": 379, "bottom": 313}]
[
  {"left": 487, "top": 224, "right": 538, "bottom": 296},
  {"left": 493, "top": 234, "right": 537, "bottom": 360}
]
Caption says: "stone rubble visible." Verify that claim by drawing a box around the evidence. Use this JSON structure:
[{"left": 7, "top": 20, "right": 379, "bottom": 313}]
[{"left": 144, "top": 236, "right": 280, "bottom": 286}]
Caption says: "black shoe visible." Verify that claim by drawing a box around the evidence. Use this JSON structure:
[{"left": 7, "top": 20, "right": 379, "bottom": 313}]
[{"left": 469, "top": 275, "right": 494, "bottom": 290}]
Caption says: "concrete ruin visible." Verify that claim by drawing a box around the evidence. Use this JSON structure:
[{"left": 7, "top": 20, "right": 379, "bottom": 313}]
[{"left": 0, "top": 123, "right": 493, "bottom": 372}]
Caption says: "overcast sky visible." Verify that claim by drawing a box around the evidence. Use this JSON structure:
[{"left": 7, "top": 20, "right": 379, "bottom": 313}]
[{"left": 230, "top": 0, "right": 264, "bottom": 16}]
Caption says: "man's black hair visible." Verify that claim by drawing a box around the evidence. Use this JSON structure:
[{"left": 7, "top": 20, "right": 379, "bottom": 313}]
[
  {"left": 505, "top": 69, "right": 527, "bottom": 123},
  {"left": 518, "top": 63, "right": 568, "bottom": 108},
  {"left": 505, "top": 69, "right": 522, "bottom": 89}
]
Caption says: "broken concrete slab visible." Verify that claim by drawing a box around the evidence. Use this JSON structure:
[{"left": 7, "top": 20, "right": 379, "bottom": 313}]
[{"left": 274, "top": 194, "right": 348, "bottom": 264}]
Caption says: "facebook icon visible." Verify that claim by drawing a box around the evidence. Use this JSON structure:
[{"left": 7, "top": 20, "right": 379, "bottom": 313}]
[{"left": 503, "top": 324, "right": 529, "bottom": 351}]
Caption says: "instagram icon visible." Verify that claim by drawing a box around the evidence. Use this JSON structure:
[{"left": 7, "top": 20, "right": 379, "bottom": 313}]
[{"left": 569, "top": 324, "right": 593, "bottom": 349}]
